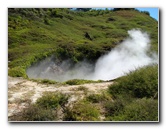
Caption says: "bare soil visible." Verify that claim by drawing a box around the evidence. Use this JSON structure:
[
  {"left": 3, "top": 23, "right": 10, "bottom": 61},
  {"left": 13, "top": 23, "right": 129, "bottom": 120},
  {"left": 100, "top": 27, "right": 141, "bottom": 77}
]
[{"left": 8, "top": 76, "right": 113, "bottom": 118}]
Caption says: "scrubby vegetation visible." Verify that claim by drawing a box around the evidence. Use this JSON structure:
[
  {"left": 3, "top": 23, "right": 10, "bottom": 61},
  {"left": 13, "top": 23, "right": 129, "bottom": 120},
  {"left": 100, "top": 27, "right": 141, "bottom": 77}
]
[
  {"left": 9, "top": 92, "right": 69, "bottom": 121},
  {"left": 8, "top": 8, "right": 158, "bottom": 78},
  {"left": 8, "top": 8, "right": 158, "bottom": 121},
  {"left": 105, "top": 65, "right": 158, "bottom": 121},
  {"left": 64, "top": 79, "right": 102, "bottom": 85},
  {"left": 63, "top": 100, "right": 100, "bottom": 121}
]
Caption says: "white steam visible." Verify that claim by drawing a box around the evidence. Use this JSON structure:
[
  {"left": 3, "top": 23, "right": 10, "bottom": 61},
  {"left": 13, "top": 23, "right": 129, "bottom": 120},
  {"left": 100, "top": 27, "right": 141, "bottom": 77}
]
[
  {"left": 92, "top": 29, "right": 157, "bottom": 80},
  {"left": 26, "top": 29, "right": 158, "bottom": 82}
]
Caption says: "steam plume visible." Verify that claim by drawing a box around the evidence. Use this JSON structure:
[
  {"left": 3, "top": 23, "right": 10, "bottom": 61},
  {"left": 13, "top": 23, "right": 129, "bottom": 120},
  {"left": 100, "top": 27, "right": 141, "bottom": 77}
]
[{"left": 26, "top": 29, "right": 158, "bottom": 82}]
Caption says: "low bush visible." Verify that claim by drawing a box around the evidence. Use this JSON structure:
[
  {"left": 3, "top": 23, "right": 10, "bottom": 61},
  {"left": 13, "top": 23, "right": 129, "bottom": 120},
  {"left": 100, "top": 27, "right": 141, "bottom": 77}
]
[
  {"left": 108, "top": 65, "right": 158, "bottom": 98},
  {"left": 36, "top": 92, "right": 69, "bottom": 109},
  {"left": 105, "top": 65, "right": 158, "bottom": 121},
  {"left": 9, "top": 104, "right": 58, "bottom": 121},
  {"left": 86, "top": 93, "right": 110, "bottom": 103},
  {"left": 77, "top": 86, "right": 88, "bottom": 93},
  {"left": 63, "top": 100, "right": 100, "bottom": 121},
  {"left": 107, "top": 98, "right": 158, "bottom": 121},
  {"left": 8, "top": 67, "right": 27, "bottom": 78},
  {"left": 105, "top": 94, "right": 133, "bottom": 117},
  {"left": 9, "top": 92, "right": 69, "bottom": 121},
  {"left": 41, "top": 79, "right": 57, "bottom": 84}
]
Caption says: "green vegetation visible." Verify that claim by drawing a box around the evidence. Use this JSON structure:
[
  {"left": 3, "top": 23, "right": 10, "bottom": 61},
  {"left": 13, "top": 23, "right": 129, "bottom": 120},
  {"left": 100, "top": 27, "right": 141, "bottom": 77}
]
[
  {"left": 40, "top": 79, "right": 57, "bottom": 84},
  {"left": 8, "top": 8, "right": 158, "bottom": 79},
  {"left": 63, "top": 100, "right": 100, "bottom": 121},
  {"left": 86, "top": 92, "right": 110, "bottom": 103},
  {"left": 9, "top": 104, "right": 58, "bottom": 121},
  {"left": 8, "top": 67, "right": 27, "bottom": 78},
  {"left": 108, "top": 65, "right": 158, "bottom": 98},
  {"left": 9, "top": 92, "right": 69, "bottom": 121},
  {"left": 8, "top": 8, "right": 158, "bottom": 121},
  {"left": 105, "top": 65, "right": 158, "bottom": 121},
  {"left": 107, "top": 98, "right": 158, "bottom": 121},
  {"left": 36, "top": 92, "right": 69, "bottom": 109},
  {"left": 30, "top": 78, "right": 58, "bottom": 84},
  {"left": 64, "top": 79, "right": 102, "bottom": 85}
]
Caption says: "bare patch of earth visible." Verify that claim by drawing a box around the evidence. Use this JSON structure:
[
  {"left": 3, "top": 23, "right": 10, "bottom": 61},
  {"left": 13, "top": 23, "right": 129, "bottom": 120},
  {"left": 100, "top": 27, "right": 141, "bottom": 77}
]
[{"left": 8, "top": 76, "right": 113, "bottom": 119}]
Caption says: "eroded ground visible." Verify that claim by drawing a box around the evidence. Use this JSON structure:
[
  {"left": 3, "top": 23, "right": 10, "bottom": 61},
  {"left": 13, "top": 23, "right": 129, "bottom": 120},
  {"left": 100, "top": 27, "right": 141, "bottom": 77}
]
[{"left": 8, "top": 76, "right": 113, "bottom": 119}]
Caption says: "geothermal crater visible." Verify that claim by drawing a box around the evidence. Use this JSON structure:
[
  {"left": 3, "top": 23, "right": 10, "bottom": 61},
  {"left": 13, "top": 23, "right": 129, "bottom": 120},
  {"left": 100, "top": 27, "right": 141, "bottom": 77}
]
[{"left": 26, "top": 29, "right": 157, "bottom": 82}]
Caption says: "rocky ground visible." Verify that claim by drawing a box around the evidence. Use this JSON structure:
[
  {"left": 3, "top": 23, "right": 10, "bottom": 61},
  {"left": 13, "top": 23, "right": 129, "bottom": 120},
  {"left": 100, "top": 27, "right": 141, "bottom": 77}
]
[{"left": 8, "top": 76, "right": 113, "bottom": 119}]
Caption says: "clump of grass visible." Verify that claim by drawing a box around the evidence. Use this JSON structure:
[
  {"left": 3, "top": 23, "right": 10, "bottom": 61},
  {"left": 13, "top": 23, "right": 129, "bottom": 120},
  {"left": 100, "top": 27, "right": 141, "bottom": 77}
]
[
  {"left": 64, "top": 79, "right": 102, "bottom": 85},
  {"left": 63, "top": 100, "right": 100, "bottom": 121}
]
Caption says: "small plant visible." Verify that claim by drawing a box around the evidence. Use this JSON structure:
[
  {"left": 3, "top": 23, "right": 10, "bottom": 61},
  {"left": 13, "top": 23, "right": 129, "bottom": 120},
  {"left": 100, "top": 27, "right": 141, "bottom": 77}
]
[
  {"left": 41, "top": 79, "right": 57, "bottom": 84},
  {"left": 77, "top": 86, "right": 88, "bottom": 91},
  {"left": 36, "top": 92, "right": 69, "bottom": 109},
  {"left": 63, "top": 100, "right": 100, "bottom": 121}
]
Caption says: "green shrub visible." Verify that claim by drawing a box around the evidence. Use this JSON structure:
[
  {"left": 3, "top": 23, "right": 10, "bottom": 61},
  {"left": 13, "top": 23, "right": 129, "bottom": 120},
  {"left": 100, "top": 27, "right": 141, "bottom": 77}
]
[
  {"left": 44, "top": 18, "right": 51, "bottom": 25},
  {"left": 86, "top": 93, "right": 110, "bottom": 103},
  {"left": 63, "top": 100, "right": 100, "bottom": 121},
  {"left": 77, "top": 86, "right": 88, "bottom": 93},
  {"left": 108, "top": 98, "right": 158, "bottom": 121},
  {"left": 8, "top": 67, "right": 27, "bottom": 78},
  {"left": 41, "top": 79, "right": 57, "bottom": 84},
  {"left": 9, "top": 104, "right": 58, "bottom": 121},
  {"left": 105, "top": 100, "right": 124, "bottom": 117},
  {"left": 36, "top": 92, "right": 69, "bottom": 109},
  {"left": 108, "top": 65, "right": 158, "bottom": 98}
]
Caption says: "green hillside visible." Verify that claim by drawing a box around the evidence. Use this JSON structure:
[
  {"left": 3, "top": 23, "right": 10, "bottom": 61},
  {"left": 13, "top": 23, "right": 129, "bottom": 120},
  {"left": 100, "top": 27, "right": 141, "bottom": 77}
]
[{"left": 8, "top": 8, "right": 158, "bottom": 77}]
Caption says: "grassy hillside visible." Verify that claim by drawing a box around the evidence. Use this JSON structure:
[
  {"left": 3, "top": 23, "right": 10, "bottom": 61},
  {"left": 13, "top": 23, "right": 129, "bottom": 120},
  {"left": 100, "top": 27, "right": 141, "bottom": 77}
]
[{"left": 8, "top": 8, "right": 158, "bottom": 77}]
